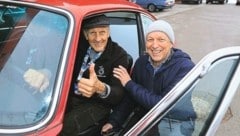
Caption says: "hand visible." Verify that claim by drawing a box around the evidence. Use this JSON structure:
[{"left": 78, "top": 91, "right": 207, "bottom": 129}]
[
  {"left": 101, "top": 123, "right": 114, "bottom": 136},
  {"left": 23, "top": 68, "right": 50, "bottom": 93},
  {"left": 77, "top": 63, "right": 105, "bottom": 97},
  {"left": 113, "top": 65, "right": 131, "bottom": 86}
]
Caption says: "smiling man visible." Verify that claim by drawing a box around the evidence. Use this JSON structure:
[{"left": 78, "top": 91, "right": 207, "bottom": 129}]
[
  {"left": 60, "top": 14, "right": 129, "bottom": 136},
  {"left": 102, "top": 20, "right": 196, "bottom": 136}
]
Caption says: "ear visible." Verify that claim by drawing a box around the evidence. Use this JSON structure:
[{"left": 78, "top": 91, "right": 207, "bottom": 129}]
[{"left": 171, "top": 41, "right": 176, "bottom": 48}]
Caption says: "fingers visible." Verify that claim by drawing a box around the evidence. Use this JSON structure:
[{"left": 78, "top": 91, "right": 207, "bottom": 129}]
[
  {"left": 113, "top": 66, "right": 125, "bottom": 78},
  {"left": 113, "top": 65, "right": 131, "bottom": 86},
  {"left": 89, "top": 63, "right": 97, "bottom": 80},
  {"left": 77, "top": 64, "right": 103, "bottom": 97},
  {"left": 78, "top": 78, "right": 95, "bottom": 97},
  {"left": 114, "top": 65, "right": 128, "bottom": 73},
  {"left": 101, "top": 123, "right": 113, "bottom": 135}
]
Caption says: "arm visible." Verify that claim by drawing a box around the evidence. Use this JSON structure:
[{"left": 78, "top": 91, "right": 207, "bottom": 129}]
[
  {"left": 125, "top": 59, "right": 195, "bottom": 110},
  {"left": 104, "top": 53, "right": 130, "bottom": 105},
  {"left": 77, "top": 46, "right": 129, "bottom": 105},
  {"left": 102, "top": 94, "right": 136, "bottom": 134}
]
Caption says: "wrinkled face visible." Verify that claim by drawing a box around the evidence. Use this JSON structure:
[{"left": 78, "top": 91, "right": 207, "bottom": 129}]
[
  {"left": 146, "top": 31, "right": 173, "bottom": 65},
  {"left": 84, "top": 26, "right": 110, "bottom": 52}
]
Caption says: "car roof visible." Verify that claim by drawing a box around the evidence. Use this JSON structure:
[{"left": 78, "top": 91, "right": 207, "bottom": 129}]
[{"left": 21, "top": 0, "right": 149, "bottom": 17}]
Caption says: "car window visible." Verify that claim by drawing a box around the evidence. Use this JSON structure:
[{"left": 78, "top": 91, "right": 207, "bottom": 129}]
[
  {"left": 106, "top": 12, "right": 139, "bottom": 63},
  {"left": 141, "top": 13, "right": 154, "bottom": 35},
  {"left": 140, "top": 13, "right": 154, "bottom": 54},
  {"left": 0, "top": 6, "right": 68, "bottom": 127},
  {"left": 139, "top": 56, "right": 240, "bottom": 136},
  {"left": 105, "top": 12, "right": 154, "bottom": 63}
]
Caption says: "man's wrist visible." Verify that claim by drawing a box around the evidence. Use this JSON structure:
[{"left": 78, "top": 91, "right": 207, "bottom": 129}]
[
  {"left": 95, "top": 80, "right": 105, "bottom": 92},
  {"left": 99, "top": 84, "right": 110, "bottom": 98}
]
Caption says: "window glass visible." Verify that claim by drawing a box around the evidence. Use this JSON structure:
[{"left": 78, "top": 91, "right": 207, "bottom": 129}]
[
  {"left": 0, "top": 6, "right": 68, "bottom": 127},
  {"left": 141, "top": 14, "right": 153, "bottom": 39},
  {"left": 106, "top": 12, "right": 139, "bottom": 63},
  {"left": 142, "top": 56, "right": 239, "bottom": 136},
  {"left": 140, "top": 13, "right": 154, "bottom": 54}
]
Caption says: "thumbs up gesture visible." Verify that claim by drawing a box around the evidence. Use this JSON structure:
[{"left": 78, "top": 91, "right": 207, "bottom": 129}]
[{"left": 77, "top": 63, "right": 105, "bottom": 98}]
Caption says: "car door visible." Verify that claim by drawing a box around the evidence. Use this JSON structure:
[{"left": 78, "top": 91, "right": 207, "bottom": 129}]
[
  {"left": 0, "top": 1, "right": 157, "bottom": 135},
  {"left": 124, "top": 46, "right": 240, "bottom": 136}
]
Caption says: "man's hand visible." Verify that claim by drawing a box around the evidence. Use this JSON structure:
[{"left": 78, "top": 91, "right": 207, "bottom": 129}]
[
  {"left": 77, "top": 63, "right": 105, "bottom": 98},
  {"left": 101, "top": 123, "right": 114, "bottom": 136},
  {"left": 23, "top": 68, "right": 50, "bottom": 93},
  {"left": 113, "top": 65, "right": 131, "bottom": 86}
]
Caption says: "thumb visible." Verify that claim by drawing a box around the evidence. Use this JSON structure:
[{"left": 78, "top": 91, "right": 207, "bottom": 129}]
[{"left": 89, "top": 63, "right": 96, "bottom": 79}]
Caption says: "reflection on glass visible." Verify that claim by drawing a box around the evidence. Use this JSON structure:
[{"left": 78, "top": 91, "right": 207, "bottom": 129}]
[
  {"left": 144, "top": 57, "right": 238, "bottom": 136},
  {"left": 0, "top": 6, "right": 68, "bottom": 127}
]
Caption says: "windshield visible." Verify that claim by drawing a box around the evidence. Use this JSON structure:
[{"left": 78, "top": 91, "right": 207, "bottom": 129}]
[{"left": 0, "top": 5, "right": 68, "bottom": 127}]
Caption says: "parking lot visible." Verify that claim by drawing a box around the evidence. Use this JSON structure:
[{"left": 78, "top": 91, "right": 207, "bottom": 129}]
[
  {"left": 152, "top": 3, "right": 203, "bottom": 18},
  {"left": 151, "top": 3, "right": 240, "bottom": 136},
  {"left": 152, "top": 0, "right": 237, "bottom": 18}
]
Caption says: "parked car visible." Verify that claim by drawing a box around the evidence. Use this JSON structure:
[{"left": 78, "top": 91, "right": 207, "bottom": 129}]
[
  {"left": 0, "top": 0, "right": 240, "bottom": 136},
  {"left": 133, "top": 0, "right": 175, "bottom": 12},
  {"left": 181, "top": 0, "right": 202, "bottom": 4},
  {"left": 206, "top": 0, "right": 228, "bottom": 4}
]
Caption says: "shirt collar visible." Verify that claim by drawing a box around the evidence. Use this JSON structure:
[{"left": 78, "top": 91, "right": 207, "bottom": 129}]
[{"left": 148, "top": 49, "right": 174, "bottom": 70}]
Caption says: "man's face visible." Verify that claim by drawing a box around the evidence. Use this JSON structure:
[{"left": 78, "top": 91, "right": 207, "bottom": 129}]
[
  {"left": 146, "top": 31, "right": 173, "bottom": 64},
  {"left": 84, "top": 26, "right": 110, "bottom": 52}
]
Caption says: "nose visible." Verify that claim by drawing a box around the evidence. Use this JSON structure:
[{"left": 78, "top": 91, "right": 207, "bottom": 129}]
[
  {"left": 152, "top": 39, "right": 159, "bottom": 48},
  {"left": 95, "top": 33, "right": 102, "bottom": 42}
]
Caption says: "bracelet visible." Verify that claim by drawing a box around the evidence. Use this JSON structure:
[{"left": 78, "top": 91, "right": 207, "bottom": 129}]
[{"left": 99, "top": 84, "right": 110, "bottom": 98}]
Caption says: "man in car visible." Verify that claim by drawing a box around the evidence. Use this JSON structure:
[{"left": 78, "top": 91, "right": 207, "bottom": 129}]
[
  {"left": 60, "top": 14, "right": 130, "bottom": 136},
  {"left": 101, "top": 20, "right": 196, "bottom": 136}
]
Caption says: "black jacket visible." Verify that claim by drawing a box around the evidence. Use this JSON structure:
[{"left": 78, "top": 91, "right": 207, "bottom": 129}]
[{"left": 70, "top": 37, "right": 129, "bottom": 108}]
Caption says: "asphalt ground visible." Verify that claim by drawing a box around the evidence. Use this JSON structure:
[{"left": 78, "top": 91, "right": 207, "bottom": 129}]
[{"left": 151, "top": 4, "right": 240, "bottom": 136}]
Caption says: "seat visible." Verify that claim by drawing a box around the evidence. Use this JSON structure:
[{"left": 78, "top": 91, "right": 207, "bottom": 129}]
[{"left": 127, "top": 54, "right": 133, "bottom": 73}]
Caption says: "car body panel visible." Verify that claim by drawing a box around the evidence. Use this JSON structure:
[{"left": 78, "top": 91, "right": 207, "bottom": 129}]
[
  {"left": 125, "top": 46, "right": 240, "bottom": 136},
  {"left": 0, "top": 0, "right": 156, "bottom": 135},
  {"left": 181, "top": 0, "right": 202, "bottom": 4},
  {"left": 206, "top": 0, "right": 227, "bottom": 4},
  {"left": 1, "top": 0, "right": 239, "bottom": 136},
  {"left": 134, "top": 0, "right": 175, "bottom": 12}
]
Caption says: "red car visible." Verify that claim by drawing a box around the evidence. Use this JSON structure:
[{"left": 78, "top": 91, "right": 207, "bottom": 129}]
[
  {"left": 0, "top": 0, "right": 156, "bottom": 135},
  {"left": 1, "top": 0, "right": 240, "bottom": 136}
]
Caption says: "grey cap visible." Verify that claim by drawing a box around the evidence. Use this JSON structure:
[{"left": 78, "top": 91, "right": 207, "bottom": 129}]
[
  {"left": 83, "top": 14, "right": 110, "bottom": 29},
  {"left": 146, "top": 20, "right": 175, "bottom": 44}
]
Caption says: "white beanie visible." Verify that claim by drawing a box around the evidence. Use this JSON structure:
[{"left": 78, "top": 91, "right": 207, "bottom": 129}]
[{"left": 146, "top": 20, "right": 175, "bottom": 44}]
